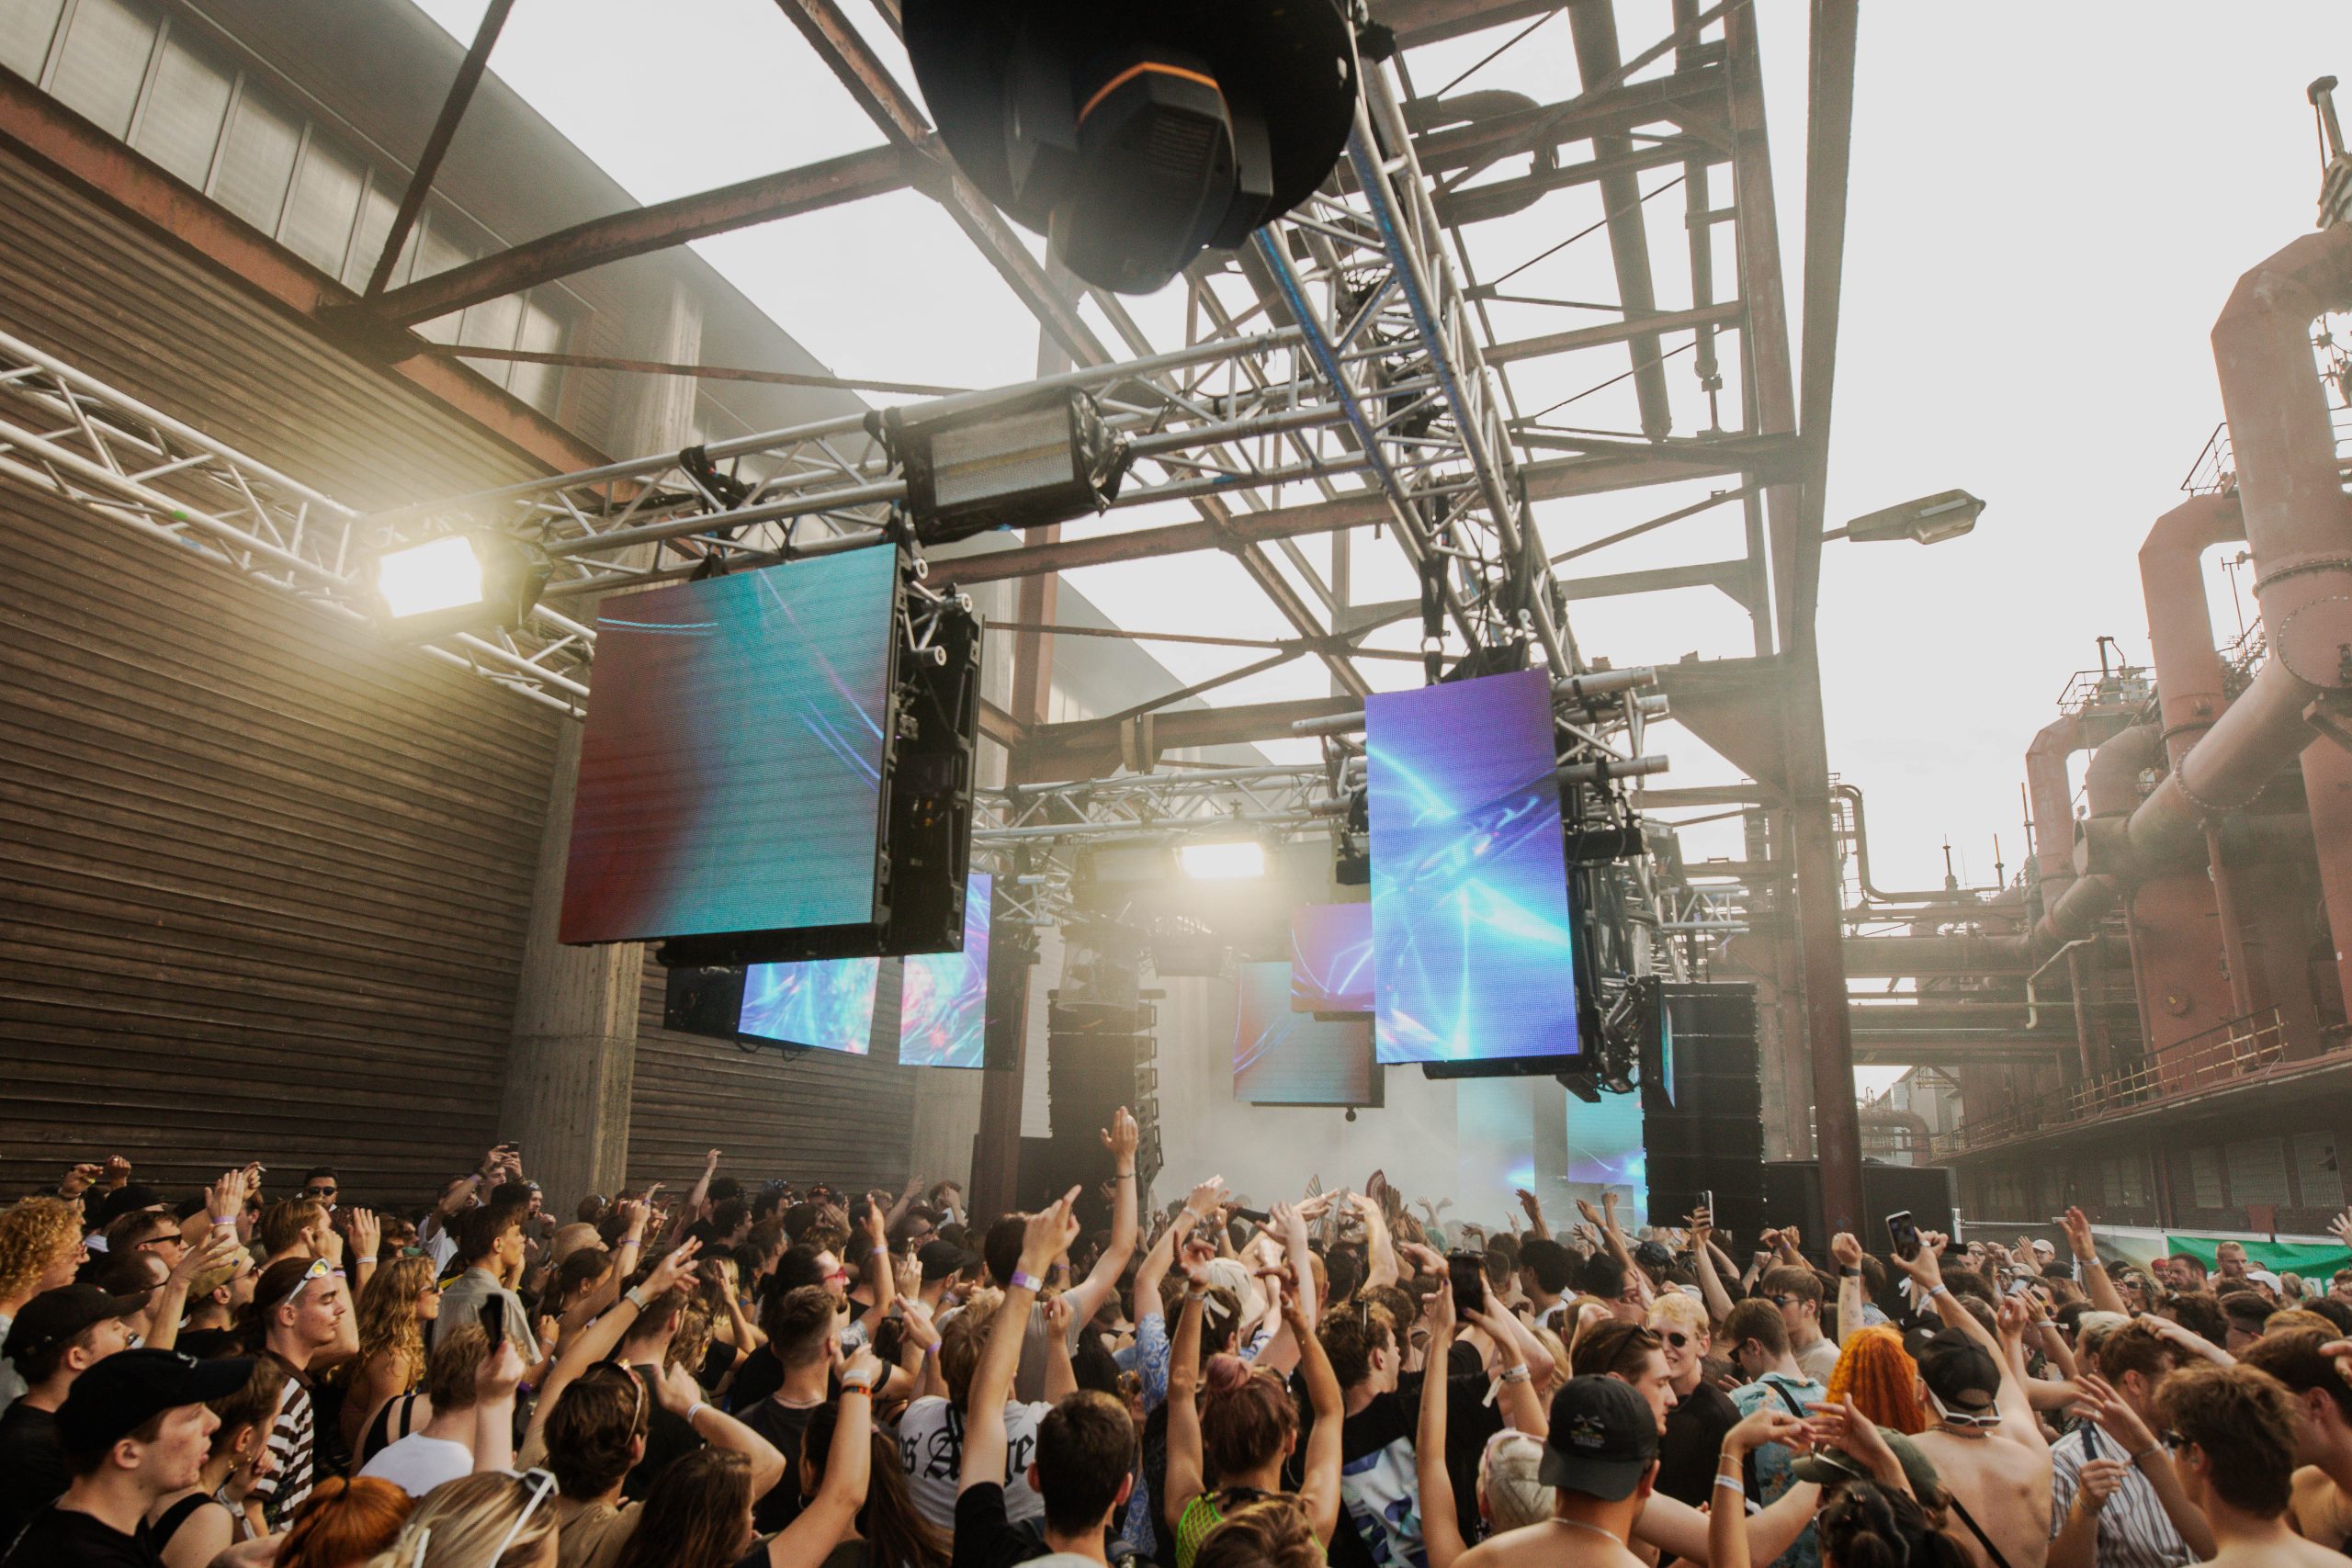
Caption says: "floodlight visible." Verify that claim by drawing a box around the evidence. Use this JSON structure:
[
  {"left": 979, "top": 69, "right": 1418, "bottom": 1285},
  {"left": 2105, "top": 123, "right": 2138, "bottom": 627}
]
[
  {"left": 1838, "top": 490, "right": 1985, "bottom": 546},
  {"left": 368, "top": 530, "right": 550, "bottom": 635},
  {"left": 886, "top": 389, "right": 1130, "bottom": 545},
  {"left": 1179, "top": 839, "right": 1266, "bottom": 880}
]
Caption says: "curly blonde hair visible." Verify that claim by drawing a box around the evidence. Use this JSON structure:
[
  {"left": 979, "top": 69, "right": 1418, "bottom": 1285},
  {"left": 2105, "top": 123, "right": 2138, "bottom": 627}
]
[
  {"left": 0, "top": 1199, "right": 82, "bottom": 1303},
  {"left": 354, "top": 1256, "right": 435, "bottom": 1393}
]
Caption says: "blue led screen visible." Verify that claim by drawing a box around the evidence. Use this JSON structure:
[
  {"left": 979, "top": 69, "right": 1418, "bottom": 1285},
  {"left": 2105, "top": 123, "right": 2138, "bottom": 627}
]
[
  {"left": 1365, "top": 669, "right": 1579, "bottom": 1065},
  {"left": 1289, "top": 903, "right": 1374, "bottom": 1013},
  {"left": 898, "top": 872, "right": 992, "bottom": 1068},
  {"left": 1232, "top": 961, "right": 1379, "bottom": 1106},
  {"left": 560, "top": 549, "right": 897, "bottom": 944},
  {"left": 740, "top": 956, "right": 880, "bottom": 1055}
]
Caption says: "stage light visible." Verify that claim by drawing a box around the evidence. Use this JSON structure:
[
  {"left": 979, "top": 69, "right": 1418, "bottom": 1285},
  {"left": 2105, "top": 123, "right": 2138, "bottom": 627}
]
[
  {"left": 369, "top": 531, "right": 550, "bottom": 634},
  {"left": 901, "top": 0, "right": 1360, "bottom": 293},
  {"left": 1836, "top": 489, "right": 1984, "bottom": 546},
  {"left": 887, "top": 389, "right": 1130, "bottom": 545},
  {"left": 1179, "top": 839, "right": 1265, "bottom": 880}
]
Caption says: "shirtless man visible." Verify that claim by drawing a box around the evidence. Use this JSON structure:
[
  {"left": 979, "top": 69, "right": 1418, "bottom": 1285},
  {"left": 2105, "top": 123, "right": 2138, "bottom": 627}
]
[
  {"left": 2160, "top": 1360, "right": 2345, "bottom": 1566},
  {"left": 1892, "top": 1230, "right": 2052, "bottom": 1568},
  {"left": 2243, "top": 1328, "right": 2352, "bottom": 1551}
]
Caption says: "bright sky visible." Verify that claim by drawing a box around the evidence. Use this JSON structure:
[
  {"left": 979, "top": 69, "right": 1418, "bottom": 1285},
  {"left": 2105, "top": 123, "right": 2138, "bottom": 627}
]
[{"left": 414, "top": 0, "right": 2344, "bottom": 890}]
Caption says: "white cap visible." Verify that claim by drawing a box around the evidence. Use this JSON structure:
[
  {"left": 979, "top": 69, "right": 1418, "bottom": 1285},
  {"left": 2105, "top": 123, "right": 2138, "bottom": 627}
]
[
  {"left": 2246, "top": 1269, "right": 2283, "bottom": 1290},
  {"left": 2030, "top": 1238, "right": 2056, "bottom": 1256}
]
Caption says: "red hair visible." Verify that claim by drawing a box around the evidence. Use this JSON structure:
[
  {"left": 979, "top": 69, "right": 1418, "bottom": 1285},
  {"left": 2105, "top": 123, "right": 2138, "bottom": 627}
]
[
  {"left": 277, "top": 1476, "right": 413, "bottom": 1567},
  {"left": 1827, "top": 1325, "right": 1927, "bottom": 1435},
  {"left": 1200, "top": 1353, "right": 1298, "bottom": 1482}
]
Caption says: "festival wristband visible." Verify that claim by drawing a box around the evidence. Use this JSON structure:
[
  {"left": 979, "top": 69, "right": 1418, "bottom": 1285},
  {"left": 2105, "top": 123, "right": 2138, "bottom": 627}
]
[
  {"left": 1011, "top": 1269, "right": 1046, "bottom": 1292},
  {"left": 685, "top": 1402, "right": 708, "bottom": 1426},
  {"left": 624, "top": 1285, "right": 651, "bottom": 1313},
  {"left": 1714, "top": 1474, "right": 1745, "bottom": 1494}
]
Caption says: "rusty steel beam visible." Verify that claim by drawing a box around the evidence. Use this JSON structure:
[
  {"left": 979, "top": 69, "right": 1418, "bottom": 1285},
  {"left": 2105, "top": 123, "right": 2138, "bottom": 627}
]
[
  {"left": 1489, "top": 301, "right": 1744, "bottom": 367},
  {"left": 0, "top": 70, "right": 612, "bottom": 478},
  {"left": 1791, "top": 0, "right": 1860, "bottom": 642},
  {"left": 1018, "top": 694, "right": 1364, "bottom": 782},
  {"left": 1563, "top": 0, "right": 1673, "bottom": 438},
  {"left": 438, "top": 344, "right": 956, "bottom": 398},
  {"left": 370, "top": 144, "right": 911, "bottom": 327},
  {"left": 364, "top": 0, "right": 516, "bottom": 298},
  {"left": 978, "top": 698, "right": 1025, "bottom": 750}
]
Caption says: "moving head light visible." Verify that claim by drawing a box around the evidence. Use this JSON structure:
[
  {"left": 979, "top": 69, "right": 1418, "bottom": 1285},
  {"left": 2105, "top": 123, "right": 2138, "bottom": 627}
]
[{"left": 902, "top": 0, "right": 1362, "bottom": 294}]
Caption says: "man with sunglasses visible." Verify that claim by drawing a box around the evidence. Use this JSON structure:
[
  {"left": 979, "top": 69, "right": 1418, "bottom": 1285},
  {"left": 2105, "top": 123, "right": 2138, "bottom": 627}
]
[
  {"left": 2049, "top": 1325, "right": 2211, "bottom": 1568},
  {"left": 299, "top": 1170, "right": 338, "bottom": 1212},
  {"left": 1892, "top": 1230, "right": 2053, "bottom": 1568}
]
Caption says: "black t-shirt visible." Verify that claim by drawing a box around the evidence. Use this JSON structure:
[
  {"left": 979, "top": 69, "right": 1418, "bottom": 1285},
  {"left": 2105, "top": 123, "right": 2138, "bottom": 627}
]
[
  {"left": 624, "top": 1362, "right": 703, "bottom": 1502},
  {"left": 0, "top": 1403, "right": 66, "bottom": 1545},
  {"left": 951, "top": 1482, "right": 1043, "bottom": 1568},
  {"left": 0, "top": 1506, "right": 161, "bottom": 1567},
  {"left": 1654, "top": 1381, "right": 1739, "bottom": 1506},
  {"left": 730, "top": 1346, "right": 785, "bottom": 1412},
  {"left": 742, "top": 1398, "right": 818, "bottom": 1532}
]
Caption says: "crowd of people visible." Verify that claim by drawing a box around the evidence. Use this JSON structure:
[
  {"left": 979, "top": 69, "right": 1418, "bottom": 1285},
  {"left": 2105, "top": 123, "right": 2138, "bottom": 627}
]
[{"left": 5, "top": 1124, "right": 2352, "bottom": 1568}]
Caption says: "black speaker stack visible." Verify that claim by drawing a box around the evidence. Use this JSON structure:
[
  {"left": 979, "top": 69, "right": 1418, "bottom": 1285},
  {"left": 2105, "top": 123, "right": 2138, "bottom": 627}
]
[
  {"left": 1639, "top": 980, "right": 1768, "bottom": 1245},
  {"left": 1016, "top": 994, "right": 1160, "bottom": 1224}
]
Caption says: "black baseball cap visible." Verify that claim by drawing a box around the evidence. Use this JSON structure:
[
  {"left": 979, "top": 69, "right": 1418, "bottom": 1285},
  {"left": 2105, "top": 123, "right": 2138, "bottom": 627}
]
[
  {"left": 91, "top": 1184, "right": 165, "bottom": 1226},
  {"left": 6, "top": 1284, "right": 150, "bottom": 1371},
  {"left": 918, "top": 1239, "right": 978, "bottom": 1280},
  {"left": 1917, "top": 1328, "right": 2001, "bottom": 1416},
  {"left": 57, "top": 1348, "right": 254, "bottom": 1457},
  {"left": 1538, "top": 1376, "right": 1659, "bottom": 1501}
]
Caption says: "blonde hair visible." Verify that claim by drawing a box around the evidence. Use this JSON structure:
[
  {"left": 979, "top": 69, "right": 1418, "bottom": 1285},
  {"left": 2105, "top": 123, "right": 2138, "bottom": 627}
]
[
  {"left": 0, "top": 1199, "right": 82, "bottom": 1303},
  {"left": 355, "top": 1257, "right": 436, "bottom": 1394},
  {"left": 1646, "top": 1291, "right": 1710, "bottom": 1339},
  {"left": 366, "top": 1472, "right": 556, "bottom": 1568}
]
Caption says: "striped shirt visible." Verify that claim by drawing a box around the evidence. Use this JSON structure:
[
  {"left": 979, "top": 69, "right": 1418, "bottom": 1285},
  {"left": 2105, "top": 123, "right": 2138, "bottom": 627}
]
[
  {"left": 2048, "top": 1425, "right": 2192, "bottom": 1568},
  {"left": 247, "top": 1370, "right": 315, "bottom": 1528}
]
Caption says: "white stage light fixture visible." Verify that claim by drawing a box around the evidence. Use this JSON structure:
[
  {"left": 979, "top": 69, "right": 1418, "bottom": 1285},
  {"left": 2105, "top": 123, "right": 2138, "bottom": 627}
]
[
  {"left": 1179, "top": 839, "right": 1266, "bottom": 880},
  {"left": 368, "top": 531, "right": 551, "bottom": 637}
]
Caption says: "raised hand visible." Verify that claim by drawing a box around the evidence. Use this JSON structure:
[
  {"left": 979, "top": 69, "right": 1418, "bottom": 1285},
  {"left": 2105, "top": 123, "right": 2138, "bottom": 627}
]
[
  {"left": 2061, "top": 1205, "right": 2099, "bottom": 1262},
  {"left": 478, "top": 1338, "right": 526, "bottom": 1402},
  {"left": 1687, "top": 1207, "right": 1713, "bottom": 1246},
  {"left": 1725, "top": 1404, "right": 1807, "bottom": 1456},
  {"left": 1830, "top": 1232, "right": 1863, "bottom": 1270},
  {"left": 1103, "top": 1107, "right": 1140, "bottom": 1163},
  {"left": 654, "top": 1359, "right": 703, "bottom": 1415},
  {"left": 645, "top": 1237, "right": 704, "bottom": 1295},
  {"left": 2330, "top": 1210, "right": 2352, "bottom": 1252},
  {"left": 895, "top": 1253, "right": 924, "bottom": 1299},
  {"left": 1043, "top": 1291, "right": 1073, "bottom": 1337},
  {"left": 842, "top": 1345, "right": 887, "bottom": 1390},
  {"left": 2075, "top": 1458, "right": 2128, "bottom": 1515},
  {"left": 101, "top": 1154, "right": 132, "bottom": 1189},
  {"left": 1805, "top": 1396, "right": 1896, "bottom": 1475},
  {"left": 1890, "top": 1227, "right": 1944, "bottom": 1288},
  {"left": 1186, "top": 1175, "right": 1229, "bottom": 1219},
  {"left": 1424, "top": 1276, "right": 1456, "bottom": 1343},
  {"left": 345, "top": 1208, "right": 381, "bottom": 1265},
  {"left": 2320, "top": 1339, "right": 2352, "bottom": 1388},
  {"left": 1576, "top": 1197, "right": 1603, "bottom": 1227},
  {"left": 2071, "top": 1372, "right": 2158, "bottom": 1452},
  {"left": 169, "top": 1229, "right": 241, "bottom": 1292},
  {"left": 704, "top": 1148, "right": 723, "bottom": 1175},
  {"left": 1020, "top": 1188, "right": 1083, "bottom": 1274},
  {"left": 59, "top": 1163, "right": 101, "bottom": 1200},
  {"left": 1515, "top": 1188, "right": 1544, "bottom": 1224}
]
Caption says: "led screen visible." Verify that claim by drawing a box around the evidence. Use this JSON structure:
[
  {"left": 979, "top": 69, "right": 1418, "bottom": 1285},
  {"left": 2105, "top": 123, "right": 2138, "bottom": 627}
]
[
  {"left": 1290, "top": 903, "right": 1374, "bottom": 1013},
  {"left": 1233, "top": 961, "right": 1380, "bottom": 1106},
  {"left": 899, "top": 872, "right": 993, "bottom": 1068},
  {"left": 1567, "top": 1091, "right": 1649, "bottom": 1224},
  {"left": 740, "top": 956, "right": 880, "bottom": 1055},
  {"left": 1365, "top": 669, "right": 1579, "bottom": 1065},
  {"left": 560, "top": 549, "right": 898, "bottom": 945}
]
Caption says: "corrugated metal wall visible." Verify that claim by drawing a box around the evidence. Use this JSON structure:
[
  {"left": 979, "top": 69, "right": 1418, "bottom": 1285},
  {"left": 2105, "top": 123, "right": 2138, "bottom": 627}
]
[
  {"left": 0, "top": 139, "right": 561, "bottom": 1203},
  {"left": 626, "top": 961, "right": 918, "bottom": 1196}
]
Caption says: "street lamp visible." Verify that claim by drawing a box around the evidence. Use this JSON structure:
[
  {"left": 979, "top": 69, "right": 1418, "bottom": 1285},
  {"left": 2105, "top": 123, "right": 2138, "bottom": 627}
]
[{"left": 1828, "top": 489, "right": 1984, "bottom": 546}]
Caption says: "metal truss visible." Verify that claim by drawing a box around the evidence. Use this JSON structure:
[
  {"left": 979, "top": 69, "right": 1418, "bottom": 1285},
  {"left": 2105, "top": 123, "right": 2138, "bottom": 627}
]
[{"left": 974, "top": 765, "right": 1344, "bottom": 849}]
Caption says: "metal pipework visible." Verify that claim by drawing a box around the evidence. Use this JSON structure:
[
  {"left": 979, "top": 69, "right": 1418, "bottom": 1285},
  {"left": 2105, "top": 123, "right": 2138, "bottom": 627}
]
[
  {"left": 1832, "top": 783, "right": 1994, "bottom": 904},
  {"left": 1559, "top": 753, "right": 1669, "bottom": 784},
  {"left": 2035, "top": 723, "right": 2164, "bottom": 945},
  {"left": 1290, "top": 666, "right": 1661, "bottom": 736}
]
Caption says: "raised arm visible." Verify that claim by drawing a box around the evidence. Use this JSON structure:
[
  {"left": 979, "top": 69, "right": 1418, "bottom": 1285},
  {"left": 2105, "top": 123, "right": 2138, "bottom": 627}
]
[
  {"left": 765, "top": 1348, "right": 885, "bottom": 1568},
  {"left": 1354, "top": 1193, "right": 1399, "bottom": 1291},
  {"left": 1161, "top": 1282, "right": 1209, "bottom": 1531},
  {"left": 527, "top": 1237, "right": 701, "bottom": 1443},
  {"left": 1416, "top": 1281, "right": 1467, "bottom": 1568},
  {"left": 1829, "top": 1232, "right": 1866, "bottom": 1348},
  {"left": 1893, "top": 1233, "right": 2041, "bottom": 1450},
  {"left": 2072, "top": 1373, "right": 2215, "bottom": 1559},
  {"left": 1706, "top": 1406, "right": 1811, "bottom": 1568},
  {"left": 1043, "top": 1293, "right": 1080, "bottom": 1403},
  {"left": 1062, "top": 1109, "right": 1140, "bottom": 1327},
  {"left": 2059, "top": 1206, "right": 2129, "bottom": 1317},
  {"left": 1585, "top": 1193, "right": 1653, "bottom": 1310},
  {"left": 1515, "top": 1188, "right": 1551, "bottom": 1242},
  {"left": 1286, "top": 1271, "right": 1344, "bottom": 1548},
  {"left": 853, "top": 1201, "right": 896, "bottom": 1337},
  {"left": 1690, "top": 1208, "right": 1737, "bottom": 1328},
  {"left": 470, "top": 1339, "right": 525, "bottom": 1474},
  {"left": 963, "top": 1190, "right": 1078, "bottom": 1496},
  {"left": 145, "top": 1230, "right": 238, "bottom": 1353}
]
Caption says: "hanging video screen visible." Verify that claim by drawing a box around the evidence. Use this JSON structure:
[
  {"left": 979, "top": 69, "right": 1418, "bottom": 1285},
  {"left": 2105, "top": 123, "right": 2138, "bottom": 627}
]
[
  {"left": 740, "top": 957, "right": 881, "bottom": 1055},
  {"left": 899, "top": 871, "right": 992, "bottom": 1068},
  {"left": 1233, "top": 961, "right": 1380, "bottom": 1106},
  {"left": 1289, "top": 902, "right": 1374, "bottom": 1014},
  {"left": 1365, "top": 669, "right": 1580, "bottom": 1066},
  {"left": 560, "top": 549, "right": 897, "bottom": 946}
]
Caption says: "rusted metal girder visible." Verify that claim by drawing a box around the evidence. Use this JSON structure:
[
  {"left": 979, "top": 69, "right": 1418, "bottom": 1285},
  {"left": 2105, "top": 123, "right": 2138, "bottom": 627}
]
[
  {"left": 363, "top": 0, "right": 516, "bottom": 298},
  {"left": 369, "top": 145, "right": 912, "bottom": 329},
  {"left": 1018, "top": 695, "right": 1365, "bottom": 783},
  {"left": 1563, "top": 0, "right": 1672, "bottom": 438},
  {"left": 0, "top": 70, "right": 611, "bottom": 479}
]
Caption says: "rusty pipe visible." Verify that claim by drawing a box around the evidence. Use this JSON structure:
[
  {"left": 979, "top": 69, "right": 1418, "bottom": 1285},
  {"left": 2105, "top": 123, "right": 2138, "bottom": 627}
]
[
  {"left": 2036, "top": 724, "right": 2165, "bottom": 946},
  {"left": 2141, "top": 492, "right": 2246, "bottom": 767},
  {"left": 2117, "top": 229, "right": 2352, "bottom": 897}
]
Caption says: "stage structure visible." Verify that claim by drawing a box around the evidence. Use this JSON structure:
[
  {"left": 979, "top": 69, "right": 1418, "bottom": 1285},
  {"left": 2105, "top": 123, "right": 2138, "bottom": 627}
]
[{"left": 0, "top": 0, "right": 1870, "bottom": 1227}]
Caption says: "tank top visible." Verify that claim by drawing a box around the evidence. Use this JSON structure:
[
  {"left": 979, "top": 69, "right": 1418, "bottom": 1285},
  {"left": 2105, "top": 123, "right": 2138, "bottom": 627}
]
[
  {"left": 1174, "top": 1486, "right": 1283, "bottom": 1568},
  {"left": 152, "top": 1493, "right": 212, "bottom": 1552}
]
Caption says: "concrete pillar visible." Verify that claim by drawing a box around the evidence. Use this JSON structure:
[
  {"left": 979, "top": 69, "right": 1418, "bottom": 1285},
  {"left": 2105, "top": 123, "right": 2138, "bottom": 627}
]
[{"left": 500, "top": 277, "right": 701, "bottom": 1210}]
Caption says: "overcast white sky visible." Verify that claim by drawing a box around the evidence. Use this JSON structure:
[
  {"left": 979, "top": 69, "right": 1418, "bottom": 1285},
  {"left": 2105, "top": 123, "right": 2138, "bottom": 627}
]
[{"left": 416, "top": 0, "right": 2345, "bottom": 889}]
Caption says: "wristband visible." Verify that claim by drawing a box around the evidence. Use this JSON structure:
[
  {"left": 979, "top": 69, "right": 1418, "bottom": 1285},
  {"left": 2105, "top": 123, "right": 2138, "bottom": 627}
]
[
  {"left": 1498, "top": 1363, "right": 1532, "bottom": 1385},
  {"left": 1116, "top": 1171, "right": 1136, "bottom": 1180},
  {"left": 1713, "top": 1474, "right": 1746, "bottom": 1495},
  {"left": 624, "top": 1285, "right": 651, "bottom": 1313},
  {"left": 1928, "top": 1283, "right": 1951, "bottom": 1298},
  {"left": 211, "top": 1216, "right": 236, "bottom": 1228},
  {"left": 2127, "top": 1445, "right": 2158, "bottom": 1463},
  {"left": 1838, "top": 1267, "right": 1860, "bottom": 1279},
  {"left": 685, "top": 1401, "right": 707, "bottom": 1426},
  {"left": 842, "top": 1379, "right": 876, "bottom": 1396},
  {"left": 1011, "top": 1269, "right": 1046, "bottom": 1292}
]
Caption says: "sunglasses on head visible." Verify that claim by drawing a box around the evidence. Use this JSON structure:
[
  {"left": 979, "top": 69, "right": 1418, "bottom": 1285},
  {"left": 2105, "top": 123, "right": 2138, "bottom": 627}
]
[
  {"left": 281, "top": 1256, "right": 341, "bottom": 1308},
  {"left": 487, "top": 1469, "right": 557, "bottom": 1562}
]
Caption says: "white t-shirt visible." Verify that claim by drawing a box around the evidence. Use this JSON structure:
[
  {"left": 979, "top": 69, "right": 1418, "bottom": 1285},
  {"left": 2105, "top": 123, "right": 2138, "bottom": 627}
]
[
  {"left": 358, "top": 1432, "right": 474, "bottom": 1498},
  {"left": 896, "top": 1394, "right": 1052, "bottom": 1530}
]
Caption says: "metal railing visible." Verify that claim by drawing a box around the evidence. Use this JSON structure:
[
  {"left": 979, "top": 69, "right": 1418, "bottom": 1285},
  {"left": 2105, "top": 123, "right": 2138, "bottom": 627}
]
[{"left": 1939, "top": 1006, "right": 2312, "bottom": 1155}]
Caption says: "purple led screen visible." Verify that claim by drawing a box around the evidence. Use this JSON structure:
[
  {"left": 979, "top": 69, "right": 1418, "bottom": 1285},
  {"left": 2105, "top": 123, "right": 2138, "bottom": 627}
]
[
  {"left": 1290, "top": 903, "right": 1374, "bottom": 1013},
  {"left": 1365, "top": 669, "right": 1579, "bottom": 1064},
  {"left": 739, "top": 956, "right": 880, "bottom": 1055},
  {"left": 898, "top": 872, "right": 992, "bottom": 1068}
]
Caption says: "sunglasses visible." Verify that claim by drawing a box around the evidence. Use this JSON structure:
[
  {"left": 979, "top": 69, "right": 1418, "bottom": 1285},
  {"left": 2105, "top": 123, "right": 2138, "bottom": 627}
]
[
  {"left": 1659, "top": 1329, "right": 1693, "bottom": 1349},
  {"left": 1925, "top": 1389, "right": 2002, "bottom": 1429},
  {"left": 487, "top": 1469, "right": 557, "bottom": 1562},
  {"left": 281, "top": 1257, "right": 340, "bottom": 1308},
  {"left": 303, "top": 1186, "right": 336, "bottom": 1198}
]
